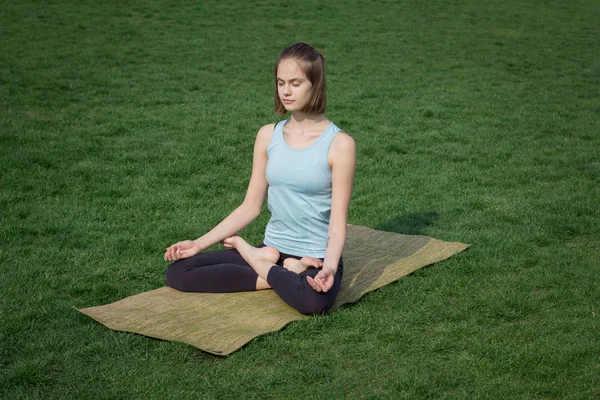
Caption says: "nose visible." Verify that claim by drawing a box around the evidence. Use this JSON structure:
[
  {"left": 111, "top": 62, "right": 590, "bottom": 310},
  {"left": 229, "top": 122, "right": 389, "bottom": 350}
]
[{"left": 282, "top": 83, "right": 292, "bottom": 96}]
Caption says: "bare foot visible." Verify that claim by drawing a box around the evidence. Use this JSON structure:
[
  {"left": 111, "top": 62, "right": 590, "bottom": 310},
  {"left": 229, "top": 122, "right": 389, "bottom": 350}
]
[
  {"left": 283, "top": 256, "right": 323, "bottom": 274},
  {"left": 223, "top": 236, "right": 280, "bottom": 270}
]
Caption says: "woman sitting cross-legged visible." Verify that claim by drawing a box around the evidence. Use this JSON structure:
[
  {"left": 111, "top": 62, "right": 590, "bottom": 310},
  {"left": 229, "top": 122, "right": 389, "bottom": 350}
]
[{"left": 163, "top": 42, "right": 356, "bottom": 315}]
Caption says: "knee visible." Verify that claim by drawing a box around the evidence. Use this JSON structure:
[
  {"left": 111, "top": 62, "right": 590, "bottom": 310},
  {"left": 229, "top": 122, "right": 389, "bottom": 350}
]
[
  {"left": 165, "top": 263, "right": 189, "bottom": 291},
  {"left": 294, "top": 293, "right": 329, "bottom": 316}
]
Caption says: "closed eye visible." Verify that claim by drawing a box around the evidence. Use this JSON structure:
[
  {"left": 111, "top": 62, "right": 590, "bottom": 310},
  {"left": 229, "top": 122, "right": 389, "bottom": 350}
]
[{"left": 277, "top": 78, "right": 304, "bottom": 85}]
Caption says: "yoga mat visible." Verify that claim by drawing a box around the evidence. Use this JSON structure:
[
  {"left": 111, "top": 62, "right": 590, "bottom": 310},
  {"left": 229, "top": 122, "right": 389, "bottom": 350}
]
[{"left": 75, "top": 224, "right": 469, "bottom": 355}]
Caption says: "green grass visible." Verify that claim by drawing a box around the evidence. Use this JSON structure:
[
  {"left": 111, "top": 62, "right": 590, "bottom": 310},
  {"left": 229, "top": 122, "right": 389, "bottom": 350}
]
[{"left": 1, "top": 0, "right": 599, "bottom": 398}]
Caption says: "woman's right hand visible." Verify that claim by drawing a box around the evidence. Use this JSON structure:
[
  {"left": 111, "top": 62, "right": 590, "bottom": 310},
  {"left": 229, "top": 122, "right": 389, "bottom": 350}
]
[{"left": 164, "top": 240, "right": 202, "bottom": 262}]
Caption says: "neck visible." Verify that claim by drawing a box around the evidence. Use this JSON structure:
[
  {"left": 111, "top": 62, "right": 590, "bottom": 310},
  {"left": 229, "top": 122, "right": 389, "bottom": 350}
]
[{"left": 288, "top": 111, "right": 327, "bottom": 128}]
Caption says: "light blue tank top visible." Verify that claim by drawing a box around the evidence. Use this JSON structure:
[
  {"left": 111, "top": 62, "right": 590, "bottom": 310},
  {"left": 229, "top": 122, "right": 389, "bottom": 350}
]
[{"left": 263, "top": 119, "right": 343, "bottom": 258}]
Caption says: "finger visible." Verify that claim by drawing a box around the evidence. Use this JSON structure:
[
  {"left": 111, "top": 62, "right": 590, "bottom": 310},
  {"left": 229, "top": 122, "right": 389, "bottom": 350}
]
[
  {"left": 306, "top": 276, "right": 322, "bottom": 292},
  {"left": 311, "top": 280, "right": 322, "bottom": 292},
  {"left": 315, "top": 278, "right": 327, "bottom": 292},
  {"left": 316, "top": 271, "right": 326, "bottom": 282},
  {"left": 314, "top": 275, "right": 327, "bottom": 292},
  {"left": 322, "top": 276, "right": 334, "bottom": 292},
  {"left": 316, "top": 274, "right": 329, "bottom": 291},
  {"left": 314, "top": 272, "right": 324, "bottom": 283}
]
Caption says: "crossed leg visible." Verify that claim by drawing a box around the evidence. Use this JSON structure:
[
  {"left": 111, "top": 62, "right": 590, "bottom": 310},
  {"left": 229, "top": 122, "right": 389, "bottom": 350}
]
[{"left": 223, "top": 236, "right": 322, "bottom": 290}]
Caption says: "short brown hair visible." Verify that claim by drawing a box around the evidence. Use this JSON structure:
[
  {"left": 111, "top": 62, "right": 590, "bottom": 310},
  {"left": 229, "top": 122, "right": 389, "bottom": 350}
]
[{"left": 273, "top": 42, "right": 326, "bottom": 115}]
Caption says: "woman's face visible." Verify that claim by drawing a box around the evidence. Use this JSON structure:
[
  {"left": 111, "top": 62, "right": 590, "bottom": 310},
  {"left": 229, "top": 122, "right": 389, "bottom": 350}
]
[{"left": 277, "top": 59, "right": 313, "bottom": 112}]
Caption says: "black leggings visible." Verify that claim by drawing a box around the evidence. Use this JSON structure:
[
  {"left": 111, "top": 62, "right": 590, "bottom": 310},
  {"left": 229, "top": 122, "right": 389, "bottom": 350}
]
[{"left": 165, "top": 243, "right": 343, "bottom": 315}]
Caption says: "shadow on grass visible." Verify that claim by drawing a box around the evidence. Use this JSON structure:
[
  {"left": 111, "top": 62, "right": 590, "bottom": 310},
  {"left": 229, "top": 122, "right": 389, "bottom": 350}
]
[{"left": 375, "top": 212, "right": 438, "bottom": 235}]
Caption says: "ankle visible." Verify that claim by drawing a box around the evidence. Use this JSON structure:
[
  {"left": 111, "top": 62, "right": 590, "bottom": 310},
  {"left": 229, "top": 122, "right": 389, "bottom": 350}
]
[{"left": 261, "top": 246, "right": 280, "bottom": 264}]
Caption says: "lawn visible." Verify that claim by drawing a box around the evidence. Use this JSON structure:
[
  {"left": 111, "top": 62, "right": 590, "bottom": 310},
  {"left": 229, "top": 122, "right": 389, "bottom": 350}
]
[{"left": 1, "top": 0, "right": 599, "bottom": 398}]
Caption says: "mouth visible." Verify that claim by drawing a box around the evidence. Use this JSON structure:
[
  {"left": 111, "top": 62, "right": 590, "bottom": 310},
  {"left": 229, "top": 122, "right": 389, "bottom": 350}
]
[{"left": 282, "top": 99, "right": 294, "bottom": 104}]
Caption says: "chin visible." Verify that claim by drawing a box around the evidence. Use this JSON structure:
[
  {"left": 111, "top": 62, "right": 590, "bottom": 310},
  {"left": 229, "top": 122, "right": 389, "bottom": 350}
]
[{"left": 283, "top": 103, "right": 304, "bottom": 112}]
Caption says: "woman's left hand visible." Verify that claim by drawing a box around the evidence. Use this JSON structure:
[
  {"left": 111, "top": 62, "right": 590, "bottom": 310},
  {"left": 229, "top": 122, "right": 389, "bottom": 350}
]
[{"left": 307, "top": 267, "right": 335, "bottom": 292}]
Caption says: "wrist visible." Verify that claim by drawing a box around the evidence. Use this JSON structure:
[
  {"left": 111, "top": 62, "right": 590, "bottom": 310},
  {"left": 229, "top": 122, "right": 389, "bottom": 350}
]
[
  {"left": 192, "top": 239, "right": 205, "bottom": 251},
  {"left": 322, "top": 264, "right": 337, "bottom": 273}
]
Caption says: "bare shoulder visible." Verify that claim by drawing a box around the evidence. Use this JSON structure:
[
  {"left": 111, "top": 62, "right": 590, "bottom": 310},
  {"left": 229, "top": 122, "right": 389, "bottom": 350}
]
[
  {"left": 256, "top": 124, "right": 275, "bottom": 143},
  {"left": 255, "top": 123, "right": 277, "bottom": 147},
  {"left": 329, "top": 131, "right": 356, "bottom": 170},
  {"left": 258, "top": 122, "right": 276, "bottom": 135},
  {"left": 331, "top": 131, "right": 356, "bottom": 155}
]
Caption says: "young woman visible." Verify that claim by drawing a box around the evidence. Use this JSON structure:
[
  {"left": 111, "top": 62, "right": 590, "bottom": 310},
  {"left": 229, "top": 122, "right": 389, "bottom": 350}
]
[{"left": 164, "top": 42, "right": 356, "bottom": 315}]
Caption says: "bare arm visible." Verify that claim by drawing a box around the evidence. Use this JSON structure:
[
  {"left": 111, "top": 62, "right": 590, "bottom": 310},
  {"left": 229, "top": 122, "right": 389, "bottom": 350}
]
[
  {"left": 307, "top": 131, "right": 356, "bottom": 292},
  {"left": 164, "top": 123, "right": 274, "bottom": 261},
  {"left": 191, "top": 203, "right": 260, "bottom": 251}
]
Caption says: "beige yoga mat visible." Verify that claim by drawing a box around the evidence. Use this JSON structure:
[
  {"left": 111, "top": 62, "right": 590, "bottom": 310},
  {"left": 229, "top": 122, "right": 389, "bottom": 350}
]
[{"left": 75, "top": 224, "right": 470, "bottom": 355}]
